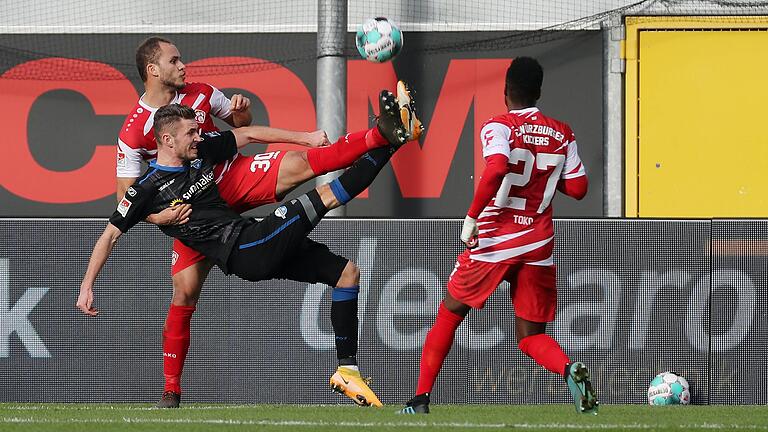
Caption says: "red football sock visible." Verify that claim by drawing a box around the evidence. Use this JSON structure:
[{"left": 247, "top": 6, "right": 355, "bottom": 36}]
[
  {"left": 306, "top": 128, "right": 387, "bottom": 175},
  {"left": 518, "top": 333, "right": 570, "bottom": 376},
  {"left": 415, "top": 302, "right": 465, "bottom": 395},
  {"left": 162, "top": 304, "right": 195, "bottom": 394}
]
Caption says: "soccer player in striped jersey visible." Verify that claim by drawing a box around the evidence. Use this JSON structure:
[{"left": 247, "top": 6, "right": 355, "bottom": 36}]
[{"left": 400, "top": 57, "right": 598, "bottom": 415}]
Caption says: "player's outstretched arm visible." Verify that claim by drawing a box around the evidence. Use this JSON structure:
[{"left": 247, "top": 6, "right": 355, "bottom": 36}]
[
  {"left": 231, "top": 126, "right": 330, "bottom": 149},
  {"left": 76, "top": 223, "right": 123, "bottom": 316}
]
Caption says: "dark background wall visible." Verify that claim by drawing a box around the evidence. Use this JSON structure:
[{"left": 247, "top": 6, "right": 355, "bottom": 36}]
[{"left": 0, "top": 32, "right": 603, "bottom": 217}]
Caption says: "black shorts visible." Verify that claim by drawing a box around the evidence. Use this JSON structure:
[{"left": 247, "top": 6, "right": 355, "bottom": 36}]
[{"left": 226, "top": 199, "right": 348, "bottom": 286}]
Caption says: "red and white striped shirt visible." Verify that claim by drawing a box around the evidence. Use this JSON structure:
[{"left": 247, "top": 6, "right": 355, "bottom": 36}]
[
  {"left": 116, "top": 82, "right": 232, "bottom": 177},
  {"left": 469, "top": 107, "right": 586, "bottom": 265}
]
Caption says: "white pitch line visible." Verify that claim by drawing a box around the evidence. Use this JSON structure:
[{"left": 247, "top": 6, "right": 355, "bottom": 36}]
[
  {"left": 0, "top": 404, "right": 277, "bottom": 411},
  {"left": 1, "top": 417, "right": 768, "bottom": 430}
]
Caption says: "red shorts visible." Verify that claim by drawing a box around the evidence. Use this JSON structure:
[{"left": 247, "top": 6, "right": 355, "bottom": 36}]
[
  {"left": 170, "top": 150, "right": 286, "bottom": 275},
  {"left": 446, "top": 250, "right": 557, "bottom": 322}
]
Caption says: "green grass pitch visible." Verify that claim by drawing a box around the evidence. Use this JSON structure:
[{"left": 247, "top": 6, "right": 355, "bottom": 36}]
[{"left": 1, "top": 403, "right": 766, "bottom": 431}]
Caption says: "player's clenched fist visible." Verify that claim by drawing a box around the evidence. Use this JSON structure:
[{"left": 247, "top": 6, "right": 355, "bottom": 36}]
[
  {"left": 460, "top": 216, "right": 479, "bottom": 248},
  {"left": 230, "top": 94, "right": 251, "bottom": 113},
  {"left": 147, "top": 203, "right": 192, "bottom": 226},
  {"left": 306, "top": 130, "right": 331, "bottom": 148}
]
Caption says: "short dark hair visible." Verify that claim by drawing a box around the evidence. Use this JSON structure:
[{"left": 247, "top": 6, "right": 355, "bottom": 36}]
[
  {"left": 136, "top": 36, "right": 173, "bottom": 82},
  {"left": 505, "top": 57, "right": 543, "bottom": 107},
  {"left": 153, "top": 103, "right": 196, "bottom": 143}
]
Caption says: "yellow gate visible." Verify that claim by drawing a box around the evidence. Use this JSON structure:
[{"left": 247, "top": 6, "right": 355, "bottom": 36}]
[{"left": 625, "top": 17, "right": 768, "bottom": 217}]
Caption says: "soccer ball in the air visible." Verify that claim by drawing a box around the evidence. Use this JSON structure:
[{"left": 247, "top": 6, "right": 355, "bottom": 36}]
[
  {"left": 647, "top": 372, "right": 690, "bottom": 405},
  {"left": 355, "top": 17, "right": 403, "bottom": 63}
]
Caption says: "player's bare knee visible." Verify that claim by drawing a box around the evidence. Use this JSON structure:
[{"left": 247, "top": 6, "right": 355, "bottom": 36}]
[
  {"left": 171, "top": 291, "right": 198, "bottom": 307},
  {"left": 171, "top": 287, "right": 200, "bottom": 306},
  {"left": 316, "top": 184, "right": 340, "bottom": 209},
  {"left": 171, "top": 274, "right": 203, "bottom": 306},
  {"left": 514, "top": 318, "right": 546, "bottom": 343},
  {"left": 443, "top": 294, "right": 471, "bottom": 317},
  {"left": 336, "top": 261, "right": 360, "bottom": 287}
]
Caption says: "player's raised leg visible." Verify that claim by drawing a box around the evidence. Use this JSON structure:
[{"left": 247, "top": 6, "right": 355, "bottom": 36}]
[
  {"left": 272, "top": 80, "right": 421, "bottom": 199},
  {"left": 303, "top": 88, "right": 412, "bottom": 214},
  {"left": 273, "top": 128, "right": 388, "bottom": 200}
]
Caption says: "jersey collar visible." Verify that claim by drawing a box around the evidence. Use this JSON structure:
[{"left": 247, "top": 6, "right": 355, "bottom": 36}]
[
  {"left": 149, "top": 160, "right": 187, "bottom": 172},
  {"left": 138, "top": 91, "right": 180, "bottom": 112},
  {"left": 508, "top": 106, "right": 540, "bottom": 114},
  {"left": 137, "top": 95, "right": 158, "bottom": 112}
]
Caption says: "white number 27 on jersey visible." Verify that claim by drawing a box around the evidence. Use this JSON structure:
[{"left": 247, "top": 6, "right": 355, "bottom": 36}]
[{"left": 493, "top": 148, "right": 565, "bottom": 214}]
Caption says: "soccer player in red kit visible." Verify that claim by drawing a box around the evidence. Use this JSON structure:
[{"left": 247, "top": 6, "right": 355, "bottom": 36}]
[
  {"left": 399, "top": 57, "right": 597, "bottom": 415},
  {"left": 116, "top": 37, "right": 423, "bottom": 408}
]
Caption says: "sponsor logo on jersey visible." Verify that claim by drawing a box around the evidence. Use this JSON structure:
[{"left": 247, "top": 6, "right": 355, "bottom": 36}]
[
  {"left": 195, "top": 109, "right": 206, "bottom": 123},
  {"left": 158, "top": 178, "right": 176, "bottom": 191},
  {"left": 117, "top": 198, "right": 132, "bottom": 217},
  {"left": 171, "top": 251, "right": 179, "bottom": 266},
  {"left": 182, "top": 171, "right": 214, "bottom": 200},
  {"left": 170, "top": 198, "right": 184, "bottom": 207},
  {"left": 483, "top": 129, "right": 494, "bottom": 147},
  {"left": 126, "top": 187, "right": 137, "bottom": 197},
  {"left": 274, "top": 206, "right": 288, "bottom": 219},
  {"left": 116, "top": 151, "right": 126, "bottom": 167},
  {"left": 191, "top": 159, "right": 202, "bottom": 169}
]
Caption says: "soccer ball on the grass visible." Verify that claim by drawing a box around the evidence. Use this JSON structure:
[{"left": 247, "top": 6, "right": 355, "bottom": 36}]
[
  {"left": 355, "top": 17, "right": 403, "bottom": 63},
  {"left": 647, "top": 371, "right": 690, "bottom": 405}
]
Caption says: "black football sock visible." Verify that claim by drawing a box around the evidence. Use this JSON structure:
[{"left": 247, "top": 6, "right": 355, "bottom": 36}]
[
  {"left": 329, "top": 146, "right": 395, "bottom": 205},
  {"left": 331, "top": 286, "right": 359, "bottom": 362}
]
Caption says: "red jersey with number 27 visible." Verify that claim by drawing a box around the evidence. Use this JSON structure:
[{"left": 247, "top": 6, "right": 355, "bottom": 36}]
[{"left": 470, "top": 107, "right": 586, "bottom": 265}]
